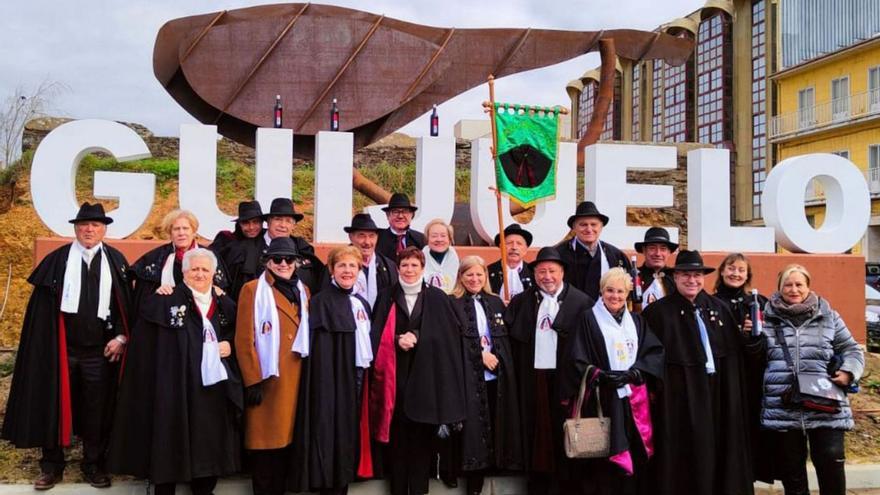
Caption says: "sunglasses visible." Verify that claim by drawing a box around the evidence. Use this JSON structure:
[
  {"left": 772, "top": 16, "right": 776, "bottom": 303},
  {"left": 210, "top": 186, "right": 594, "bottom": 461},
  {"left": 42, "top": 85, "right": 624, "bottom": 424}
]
[{"left": 270, "top": 256, "right": 297, "bottom": 265}]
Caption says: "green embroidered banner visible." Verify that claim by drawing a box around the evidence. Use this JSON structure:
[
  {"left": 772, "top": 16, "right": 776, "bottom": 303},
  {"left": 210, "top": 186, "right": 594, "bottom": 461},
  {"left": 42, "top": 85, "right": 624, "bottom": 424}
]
[{"left": 493, "top": 103, "right": 561, "bottom": 208}]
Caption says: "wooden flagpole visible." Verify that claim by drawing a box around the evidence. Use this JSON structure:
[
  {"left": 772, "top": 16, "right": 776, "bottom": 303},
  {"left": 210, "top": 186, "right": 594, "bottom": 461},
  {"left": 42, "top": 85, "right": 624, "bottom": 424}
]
[{"left": 484, "top": 75, "right": 510, "bottom": 302}]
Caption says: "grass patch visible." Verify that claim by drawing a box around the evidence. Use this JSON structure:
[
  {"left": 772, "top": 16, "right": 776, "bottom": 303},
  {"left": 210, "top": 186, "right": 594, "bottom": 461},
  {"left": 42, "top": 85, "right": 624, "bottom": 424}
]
[{"left": 0, "top": 151, "right": 33, "bottom": 186}]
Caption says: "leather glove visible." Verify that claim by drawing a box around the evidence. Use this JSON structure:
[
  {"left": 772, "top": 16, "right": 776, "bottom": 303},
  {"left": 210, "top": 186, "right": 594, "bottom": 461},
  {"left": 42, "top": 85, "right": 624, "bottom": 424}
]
[
  {"left": 245, "top": 382, "right": 264, "bottom": 407},
  {"left": 604, "top": 369, "right": 643, "bottom": 388}
]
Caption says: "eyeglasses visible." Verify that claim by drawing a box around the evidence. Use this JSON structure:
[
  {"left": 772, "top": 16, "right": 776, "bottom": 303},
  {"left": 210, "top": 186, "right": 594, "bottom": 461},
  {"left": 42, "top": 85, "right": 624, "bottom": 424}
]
[
  {"left": 388, "top": 208, "right": 412, "bottom": 216},
  {"left": 270, "top": 256, "right": 297, "bottom": 265}
]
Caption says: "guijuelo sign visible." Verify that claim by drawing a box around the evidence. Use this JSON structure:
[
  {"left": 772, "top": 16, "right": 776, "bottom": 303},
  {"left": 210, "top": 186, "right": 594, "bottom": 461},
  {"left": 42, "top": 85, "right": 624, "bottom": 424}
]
[{"left": 30, "top": 119, "right": 871, "bottom": 253}]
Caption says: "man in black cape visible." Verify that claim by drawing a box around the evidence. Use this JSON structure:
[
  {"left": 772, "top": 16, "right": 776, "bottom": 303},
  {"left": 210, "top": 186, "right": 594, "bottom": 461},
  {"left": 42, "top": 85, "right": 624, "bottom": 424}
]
[
  {"left": 555, "top": 201, "right": 631, "bottom": 300},
  {"left": 641, "top": 250, "right": 753, "bottom": 495},
  {"left": 290, "top": 254, "right": 374, "bottom": 494},
  {"left": 256, "top": 197, "right": 326, "bottom": 294},
  {"left": 504, "top": 247, "right": 594, "bottom": 495},
  {"left": 375, "top": 192, "right": 426, "bottom": 260},
  {"left": 633, "top": 226, "right": 677, "bottom": 310},
  {"left": 210, "top": 200, "right": 266, "bottom": 302},
  {"left": 488, "top": 224, "right": 534, "bottom": 299},
  {"left": 108, "top": 248, "right": 242, "bottom": 494},
  {"left": 1, "top": 203, "right": 133, "bottom": 490}
]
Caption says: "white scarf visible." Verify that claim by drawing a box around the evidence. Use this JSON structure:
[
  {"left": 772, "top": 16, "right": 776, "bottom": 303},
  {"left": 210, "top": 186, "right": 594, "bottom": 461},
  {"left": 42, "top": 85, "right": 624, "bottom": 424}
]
[
  {"left": 399, "top": 277, "right": 422, "bottom": 315},
  {"left": 349, "top": 293, "right": 373, "bottom": 368},
  {"left": 253, "top": 272, "right": 311, "bottom": 378},
  {"left": 191, "top": 286, "right": 228, "bottom": 386},
  {"left": 592, "top": 301, "right": 638, "bottom": 398},
  {"left": 290, "top": 278, "right": 311, "bottom": 358},
  {"left": 642, "top": 272, "right": 667, "bottom": 308},
  {"left": 571, "top": 238, "right": 610, "bottom": 278},
  {"left": 354, "top": 254, "right": 378, "bottom": 307},
  {"left": 160, "top": 242, "right": 199, "bottom": 287},
  {"left": 534, "top": 284, "right": 563, "bottom": 369},
  {"left": 474, "top": 297, "right": 497, "bottom": 381},
  {"left": 61, "top": 241, "right": 112, "bottom": 320},
  {"left": 422, "top": 246, "right": 459, "bottom": 294},
  {"left": 505, "top": 262, "right": 525, "bottom": 298}
]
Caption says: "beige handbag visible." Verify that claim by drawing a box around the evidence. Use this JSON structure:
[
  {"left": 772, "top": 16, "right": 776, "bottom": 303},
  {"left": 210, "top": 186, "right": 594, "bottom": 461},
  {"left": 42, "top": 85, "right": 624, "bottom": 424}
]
[{"left": 563, "top": 366, "right": 611, "bottom": 459}]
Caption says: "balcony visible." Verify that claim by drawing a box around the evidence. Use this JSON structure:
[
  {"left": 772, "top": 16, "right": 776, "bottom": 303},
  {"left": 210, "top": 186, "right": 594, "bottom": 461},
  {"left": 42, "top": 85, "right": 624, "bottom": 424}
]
[{"left": 769, "top": 89, "right": 880, "bottom": 141}]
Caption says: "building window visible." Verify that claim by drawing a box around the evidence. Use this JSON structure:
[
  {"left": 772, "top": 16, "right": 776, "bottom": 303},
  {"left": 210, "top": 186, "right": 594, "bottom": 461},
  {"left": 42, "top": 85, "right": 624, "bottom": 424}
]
[
  {"left": 869, "top": 66, "right": 879, "bottom": 109},
  {"left": 831, "top": 150, "right": 850, "bottom": 160},
  {"left": 696, "top": 12, "right": 732, "bottom": 146},
  {"left": 752, "top": 0, "right": 767, "bottom": 219},
  {"left": 798, "top": 87, "right": 815, "bottom": 128},
  {"left": 663, "top": 54, "right": 693, "bottom": 142},
  {"left": 871, "top": 144, "right": 880, "bottom": 171},
  {"left": 632, "top": 63, "right": 642, "bottom": 141},
  {"left": 831, "top": 76, "right": 850, "bottom": 120},
  {"left": 577, "top": 77, "right": 621, "bottom": 141},
  {"left": 578, "top": 81, "right": 598, "bottom": 139},
  {"left": 651, "top": 61, "right": 664, "bottom": 141}
]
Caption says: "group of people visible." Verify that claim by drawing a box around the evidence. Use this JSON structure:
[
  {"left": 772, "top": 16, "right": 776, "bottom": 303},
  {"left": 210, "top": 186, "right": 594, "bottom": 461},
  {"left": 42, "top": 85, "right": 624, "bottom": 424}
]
[{"left": 1, "top": 193, "right": 866, "bottom": 495}]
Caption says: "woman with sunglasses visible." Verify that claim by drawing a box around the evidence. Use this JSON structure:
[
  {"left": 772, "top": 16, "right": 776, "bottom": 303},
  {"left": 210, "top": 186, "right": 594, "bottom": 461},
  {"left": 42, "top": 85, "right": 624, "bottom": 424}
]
[
  {"left": 366, "top": 246, "right": 466, "bottom": 495},
  {"left": 235, "top": 237, "right": 309, "bottom": 495}
]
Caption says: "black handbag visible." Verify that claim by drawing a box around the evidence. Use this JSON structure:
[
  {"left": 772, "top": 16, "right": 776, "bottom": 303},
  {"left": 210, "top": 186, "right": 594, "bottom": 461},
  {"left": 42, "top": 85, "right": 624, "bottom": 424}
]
[{"left": 773, "top": 325, "right": 843, "bottom": 414}]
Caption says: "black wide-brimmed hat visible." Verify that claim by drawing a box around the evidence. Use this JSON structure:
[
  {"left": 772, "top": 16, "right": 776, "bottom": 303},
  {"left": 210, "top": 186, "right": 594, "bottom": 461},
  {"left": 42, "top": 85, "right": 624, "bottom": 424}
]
[
  {"left": 344, "top": 213, "right": 382, "bottom": 233},
  {"left": 381, "top": 192, "right": 418, "bottom": 212},
  {"left": 262, "top": 198, "right": 304, "bottom": 222},
  {"left": 529, "top": 246, "right": 567, "bottom": 271},
  {"left": 567, "top": 201, "right": 609, "bottom": 228},
  {"left": 634, "top": 226, "right": 679, "bottom": 253},
  {"left": 668, "top": 250, "right": 715, "bottom": 274},
  {"left": 263, "top": 237, "right": 302, "bottom": 259},
  {"left": 494, "top": 224, "right": 533, "bottom": 247},
  {"left": 233, "top": 200, "right": 264, "bottom": 222},
  {"left": 68, "top": 202, "right": 113, "bottom": 225}
]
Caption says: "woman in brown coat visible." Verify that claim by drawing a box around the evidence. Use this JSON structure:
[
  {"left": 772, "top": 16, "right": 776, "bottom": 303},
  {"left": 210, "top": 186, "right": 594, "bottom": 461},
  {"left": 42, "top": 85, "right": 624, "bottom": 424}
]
[{"left": 235, "top": 237, "right": 308, "bottom": 495}]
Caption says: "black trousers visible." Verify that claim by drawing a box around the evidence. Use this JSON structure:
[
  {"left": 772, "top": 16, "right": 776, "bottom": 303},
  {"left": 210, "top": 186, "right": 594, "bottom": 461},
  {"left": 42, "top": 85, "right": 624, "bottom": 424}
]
[
  {"left": 153, "top": 476, "right": 217, "bottom": 495},
  {"left": 40, "top": 346, "right": 111, "bottom": 475},
  {"left": 248, "top": 447, "right": 291, "bottom": 495},
  {"left": 389, "top": 415, "right": 435, "bottom": 495},
  {"left": 773, "top": 428, "right": 846, "bottom": 495}
]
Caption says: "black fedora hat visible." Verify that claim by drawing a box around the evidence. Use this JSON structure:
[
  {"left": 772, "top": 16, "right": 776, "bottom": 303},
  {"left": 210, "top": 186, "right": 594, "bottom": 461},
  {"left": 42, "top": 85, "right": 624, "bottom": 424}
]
[
  {"left": 263, "top": 237, "right": 303, "bottom": 259},
  {"left": 668, "top": 250, "right": 715, "bottom": 274},
  {"left": 381, "top": 192, "right": 418, "bottom": 212},
  {"left": 262, "top": 198, "right": 304, "bottom": 222},
  {"left": 567, "top": 201, "right": 609, "bottom": 228},
  {"left": 344, "top": 213, "right": 382, "bottom": 233},
  {"left": 494, "top": 224, "right": 533, "bottom": 247},
  {"left": 528, "top": 246, "right": 567, "bottom": 271},
  {"left": 634, "top": 227, "right": 679, "bottom": 253},
  {"left": 68, "top": 202, "right": 113, "bottom": 225},
  {"left": 233, "top": 200, "right": 264, "bottom": 222}
]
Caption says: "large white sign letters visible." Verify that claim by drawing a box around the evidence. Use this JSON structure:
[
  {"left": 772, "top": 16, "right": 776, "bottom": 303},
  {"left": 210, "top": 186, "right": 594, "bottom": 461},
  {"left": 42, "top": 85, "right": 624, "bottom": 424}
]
[{"left": 28, "top": 120, "right": 873, "bottom": 253}]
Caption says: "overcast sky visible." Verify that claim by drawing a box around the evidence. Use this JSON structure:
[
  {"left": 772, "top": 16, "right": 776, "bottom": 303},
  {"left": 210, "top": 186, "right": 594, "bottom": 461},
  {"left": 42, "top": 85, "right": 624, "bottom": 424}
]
[{"left": 1, "top": 0, "right": 705, "bottom": 139}]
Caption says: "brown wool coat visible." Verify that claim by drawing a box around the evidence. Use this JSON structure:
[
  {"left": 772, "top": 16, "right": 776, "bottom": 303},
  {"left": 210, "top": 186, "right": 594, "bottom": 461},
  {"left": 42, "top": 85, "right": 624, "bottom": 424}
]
[{"left": 235, "top": 273, "right": 305, "bottom": 450}]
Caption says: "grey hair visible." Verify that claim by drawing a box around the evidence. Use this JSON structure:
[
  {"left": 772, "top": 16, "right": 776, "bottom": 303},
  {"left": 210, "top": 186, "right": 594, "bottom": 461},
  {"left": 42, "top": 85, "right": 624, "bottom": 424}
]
[{"left": 182, "top": 248, "right": 217, "bottom": 273}]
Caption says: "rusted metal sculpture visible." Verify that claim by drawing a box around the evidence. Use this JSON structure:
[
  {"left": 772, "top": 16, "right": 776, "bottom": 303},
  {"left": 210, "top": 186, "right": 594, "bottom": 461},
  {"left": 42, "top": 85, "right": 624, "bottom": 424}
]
[{"left": 154, "top": 3, "right": 692, "bottom": 153}]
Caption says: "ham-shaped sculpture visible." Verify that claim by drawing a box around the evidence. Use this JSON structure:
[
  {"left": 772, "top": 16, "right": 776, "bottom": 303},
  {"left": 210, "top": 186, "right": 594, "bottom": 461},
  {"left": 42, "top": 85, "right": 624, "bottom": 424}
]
[{"left": 154, "top": 3, "right": 693, "bottom": 157}]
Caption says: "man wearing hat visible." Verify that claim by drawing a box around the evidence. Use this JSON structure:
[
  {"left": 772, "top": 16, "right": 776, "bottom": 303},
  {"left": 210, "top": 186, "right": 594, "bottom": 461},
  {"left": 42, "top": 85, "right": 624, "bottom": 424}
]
[
  {"left": 633, "top": 226, "right": 678, "bottom": 308},
  {"left": 505, "top": 247, "right": 594, "bottom": 495},
  {"left": 488, "top": 224, "right": 534, "bottom": 299},
  {"left": 211, "top": 200, "right": 266, "bottom": 301},
  {"left": 258, "top": 198, "right": 326, "bottom": 294},
  {"left": 344, "top": 213, "right": 398, "bottom": 307},
  {"left": 641, "top": 250, "right": 753, "bottom": 495},
  {"left": 2, "top": 203, "right": 133, "bottom": 490},
  {"left": 555, "top": 201, "right": 631, "bottom": 301},
  {"left": 375, "top": 192, "right": 426, "bottom": 260}
]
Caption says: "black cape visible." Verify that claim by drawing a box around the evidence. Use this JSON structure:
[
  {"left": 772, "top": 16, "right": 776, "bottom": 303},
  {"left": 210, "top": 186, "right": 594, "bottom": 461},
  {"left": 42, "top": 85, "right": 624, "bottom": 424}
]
[
  {"left": 210, "top": 229, "right": 265, "bottom": 303},
  {"left": 504, "top": 283, "right": 594, "bottom": 475},
  {"left": 641, "top": 291, "right": 754, "bottom": 495},
  {"left": 370, "top": 283, "right": 466, "bottom": 425},
  {"left": 715, "top": 285, "right": 774, "bottom": 484},
  {"left": 555, "top": 239, "right": 631, "bottom": 300},
  {"left": 108, "top": 285, "right": 242, "bottom": 483},
  {"left": 375, "top": 228, "right": 426, "bottom": 261},
  {"left": 487, "top": 260, "right": 534, "bottom": 296},
  {"left": 560, "top": 308, "right": 665, "bottom": 483},
  {"left": 291, "top": 284, "right": 372, "bottom": 492},
  {"left": 451, "top": 292, "right": 523, "bottom": 472},
  {"left": 1, "top": 243, "right": 133, "bottom": 448}
]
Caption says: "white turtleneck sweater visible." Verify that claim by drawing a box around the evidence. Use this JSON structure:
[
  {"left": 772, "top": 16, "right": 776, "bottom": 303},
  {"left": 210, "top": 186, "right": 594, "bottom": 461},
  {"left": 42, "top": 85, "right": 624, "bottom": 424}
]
[{"left": 399, "top": 277, "right": 422, "bottom": 314}]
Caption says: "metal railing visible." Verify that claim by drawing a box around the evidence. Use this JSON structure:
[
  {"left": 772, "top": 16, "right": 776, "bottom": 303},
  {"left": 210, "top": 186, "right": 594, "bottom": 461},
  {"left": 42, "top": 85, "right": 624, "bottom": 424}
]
[
  {"left": 867, "top": 167, "right": 880, "bottom": 195},
  {"left": 770, "top": 89, "right": 880, "bottom": 139}
]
